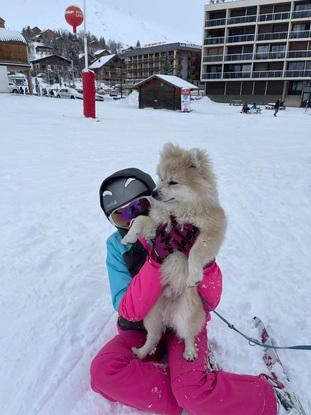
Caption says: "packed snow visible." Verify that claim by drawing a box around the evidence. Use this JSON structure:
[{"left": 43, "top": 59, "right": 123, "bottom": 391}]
[{"left": 1, "top": 93, "right": 310, "bottom": 415}]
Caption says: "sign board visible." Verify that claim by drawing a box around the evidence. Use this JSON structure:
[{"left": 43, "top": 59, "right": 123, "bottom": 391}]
[{"left": 181, "top": 88, "right": 191, "bottom": 112}]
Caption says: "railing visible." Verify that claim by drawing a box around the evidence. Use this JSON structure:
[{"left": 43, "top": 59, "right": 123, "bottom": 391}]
[
  {"left": 227, "top": 15, "right": 257, "bottom": 25},
  {"left": 203, "top": 70, "right": 311, "bottom": 80},
  {"left": 255, "top": 51, "right": 286, "bottom": 60},
  {"left": 291, "top": 9, "right": 311, "bottom": 19},
  {"left": 203, "top": 55, "right": 223, "bottom": 62},
  {"left": 227, "top": 33, "right": 255, "bottom": 43},
  {"left": 256, "top": 31, "right": 288, "bottom": 41},
  {"left": 289, "top": 30, "right": 311, "bottom": 39},
  {"left": 258, "top": 11, "right": 290, "bottom": 22},
  {"left": 285, "top": 70, "right": 311, "bottom": 77},
  {"left": 202, "top": 72, "right": 222, "bottom": 79},
  {"left": 206, "top": 18, "right": 226, "bottom": 27},
  {"left": 287, "top": 50, "right": 311, "bottom": 59},
  {"left": 225, "top": 53, "right": 253, "bottom": 61},
  {"left": 204, "top": 37, "right": 225, "bottom": 45},
  {"left": 252, "top": 70, "right": 283, "bottom": 78},
  {"left": 223, "top": 71, "right": 251, "bottom": 78}
]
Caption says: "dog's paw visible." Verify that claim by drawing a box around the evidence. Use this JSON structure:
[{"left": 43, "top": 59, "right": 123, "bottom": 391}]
[
  {"left": 183, "top": 347, "right": 198, "bottom": 361},
  {"left": 131, "top": 346, "right": 147, "bottom": 360},
  {"left": 121, "top": 234, "right": 137, "bottom": 245}
]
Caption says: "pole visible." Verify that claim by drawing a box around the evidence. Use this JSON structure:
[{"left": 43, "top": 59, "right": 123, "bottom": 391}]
[{"left": 83, "top": 0, "right": 88, "bottom": 69}]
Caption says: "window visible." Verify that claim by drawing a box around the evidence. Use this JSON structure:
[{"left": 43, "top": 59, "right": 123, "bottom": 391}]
[
  {"left": 288, "top": 61, "right": 305, "bottom": 70},
  {"left": 271, "top": 44, "right": 286, "bottom": 51},
  {"left": 288, "top": 81, "right": 303, "bottom": 95},
  {"left": 295, "top": 2, "right": 311, "bottom": 11}
]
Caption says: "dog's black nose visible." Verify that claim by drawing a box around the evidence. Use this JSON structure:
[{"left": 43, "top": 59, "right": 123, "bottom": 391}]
[{"left": 151, "top": 189, "right": 159, "bottom": 199}]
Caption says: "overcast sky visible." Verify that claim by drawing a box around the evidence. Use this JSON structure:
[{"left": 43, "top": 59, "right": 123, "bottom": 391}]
[{"left": 2, "top": 0, "right": 208, "bottom": 45}]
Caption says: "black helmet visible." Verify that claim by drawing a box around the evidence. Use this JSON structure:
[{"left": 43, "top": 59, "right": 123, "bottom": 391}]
[{"left": 99, "top": 168, "right": 156, "bottom": 219}]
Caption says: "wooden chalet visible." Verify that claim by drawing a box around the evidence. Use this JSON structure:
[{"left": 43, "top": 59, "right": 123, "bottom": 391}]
[
  {"left": 89, "top": 54, "right": 122, "bottom": 83},
  {"left": 0, "top": 23, "right": 32, "bottom": 93},
  {"left": 31, "top": 54, "right": 71, "bottom": 83},
  {"left": 136, "top": 74, "right": 198, "bottom": 111}
]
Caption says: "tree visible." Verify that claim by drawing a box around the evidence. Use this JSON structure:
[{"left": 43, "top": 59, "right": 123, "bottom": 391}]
[{"left": 136, "top": 40, "right": 141, "bottom": 48}]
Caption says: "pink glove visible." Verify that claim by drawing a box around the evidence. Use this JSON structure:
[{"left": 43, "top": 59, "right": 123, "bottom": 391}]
[{"left": 150, "top": 217, "right": 200, "bottom": 264}]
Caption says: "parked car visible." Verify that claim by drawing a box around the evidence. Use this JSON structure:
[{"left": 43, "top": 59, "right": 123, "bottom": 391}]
[
  {"left": 75, "top": 88, "right": 105, "bottom": 102},
  {"left": 109, "top": 90, "right": 119, "bottom": 97},
  {"left": 8, "top": 81, "right": 19, "bottom": 94},
  {"left": 56, "top": 88, "right": 83, "bottom": 100}
]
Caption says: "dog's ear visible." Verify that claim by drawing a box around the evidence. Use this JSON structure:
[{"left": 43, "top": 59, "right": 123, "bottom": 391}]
[
  {"left": 188, "top": 148, "right": 206, "bottom": 168},
  {"left": 161, "top": 142, "right": 180, "bottom": 157}
]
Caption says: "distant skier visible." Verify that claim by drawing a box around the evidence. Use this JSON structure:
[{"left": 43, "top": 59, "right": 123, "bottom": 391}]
[
  {"left": 274, "top": 99, "right": 280, "bottom": 117},
  {"left": 241, "top": 103, "right": 250, "bottom": 114}
]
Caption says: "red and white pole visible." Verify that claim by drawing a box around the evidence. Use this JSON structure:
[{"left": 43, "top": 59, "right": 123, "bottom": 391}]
[{"left": 82, "top": 0, "right": 96, "bottom": 118}]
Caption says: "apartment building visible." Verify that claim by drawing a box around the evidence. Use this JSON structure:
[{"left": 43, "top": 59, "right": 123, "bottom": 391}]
[
  {"left": 122, "top": 42, "right": 202, "bottom": 85},
  {"left": 202, "top": 0, "right": 311, "bottom": 106}
]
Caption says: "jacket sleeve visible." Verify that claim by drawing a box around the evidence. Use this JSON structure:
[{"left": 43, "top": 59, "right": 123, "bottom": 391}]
[
  {"left": 197, "top": 261, "right": 223, "bottom": 314},
  {"left": 106, "top": 236, "right": 164, "bottom": 321}
]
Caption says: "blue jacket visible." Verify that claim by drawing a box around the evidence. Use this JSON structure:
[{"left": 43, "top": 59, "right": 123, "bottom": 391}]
[{"left": 106, "top": 231, "right": 133, "bottom": 311}]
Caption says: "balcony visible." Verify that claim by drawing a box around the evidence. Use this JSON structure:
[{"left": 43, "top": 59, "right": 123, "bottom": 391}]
[
  {"left": 227, "top": 15, "right": 257, "bottom": 25},
  {"left": 255, "top": 51, "right": 286, "bottom": 60},
  {"left": 203, "top": 55, "right": 223, "bottom": 62},
  {"left": 285, "top": 70, "right": 311, "bottom": 77},
  {"left": 289, "top": 31, "right": 311, "bottom": 39},
  {"left": 224, "top": 53, "right": 253, "bottom": 61},
  {"left": 206, "top": 18, "right": 226, "bottom": 27},
  {"left": 291, "top": 9, "right": 311, "bottom": 19},
  {"left": 257, "top": 31, "right": 288, "bottom": 41},
  {"left": 223, "top": 71, "right": 251, "bottom": 78},
  {"left": 287, "top": 50, "right": 311, "bottom": 58},
  {"left": 202, "top": 72, "right": 222, "bottom": 79},
  {"left": 204, "top": 37, "right": 225, "bottom": 45},
  {"left": 226, "top": 34, "right": 255, "bottom": 43},
  {"left": 252, "top": 70, "right": 283, "bottom": 78},
  {"left": 258, "top": 11, "right": 290, "bottom": 22}
]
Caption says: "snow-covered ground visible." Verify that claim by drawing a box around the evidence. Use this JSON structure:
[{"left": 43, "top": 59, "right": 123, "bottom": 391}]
[{"left": 1, "top": 93, "right": 310, "bottom": 415}]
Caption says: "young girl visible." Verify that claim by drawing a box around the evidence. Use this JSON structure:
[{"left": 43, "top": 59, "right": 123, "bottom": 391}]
[{"left": 90, "top": 168, "right": 277, "bottom": 415}]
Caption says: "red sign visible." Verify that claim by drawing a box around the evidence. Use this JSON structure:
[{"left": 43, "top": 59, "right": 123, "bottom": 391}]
[{"left": 65, "top": 5, "right": 84, "bottom": 33}]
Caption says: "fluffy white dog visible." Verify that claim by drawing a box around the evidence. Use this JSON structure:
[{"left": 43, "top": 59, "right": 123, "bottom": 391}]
[{"left": 122, "top": 143, "right": 226, "bottom": 360}]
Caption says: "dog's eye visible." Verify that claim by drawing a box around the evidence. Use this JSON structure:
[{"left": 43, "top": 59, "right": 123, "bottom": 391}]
[{"left": 168, "top": 180, "right": 178, "bottom": 185}]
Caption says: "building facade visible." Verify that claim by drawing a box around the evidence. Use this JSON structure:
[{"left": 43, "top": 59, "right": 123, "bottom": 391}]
[
  {"left": 202, "top": 0, "right": 311, "bottom": 106},
  {"left": 122, "top": 43, "right": 202, "bottom": 85},
  {"left": 0, "top": 22, "right": 32, "bottom": 93},
  {"left": 89, "top": 54, "right": 123, "bottom": 83}
]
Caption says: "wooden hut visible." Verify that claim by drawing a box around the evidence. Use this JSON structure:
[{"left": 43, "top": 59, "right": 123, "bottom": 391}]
[{"left": 136, "top": 74, "right": 198, "bottom": 110}]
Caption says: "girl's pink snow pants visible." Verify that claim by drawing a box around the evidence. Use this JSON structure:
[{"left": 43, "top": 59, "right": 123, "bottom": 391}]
[{"left": 90, "top": 325, "right": 277, "bottom": 415}]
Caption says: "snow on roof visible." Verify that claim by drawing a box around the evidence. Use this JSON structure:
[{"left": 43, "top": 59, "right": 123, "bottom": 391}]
[
  {"left": 0, "top": 28, "right": 26, "bottom": 44},
  {"left": 89, "top": 54, "right": 115, "bottom": 69},
  {"left": 94, "top": 48, "right": 110, "bottom": 56},
  {"left": 136, "top": 74, "right": 198, "bottom": 90}
]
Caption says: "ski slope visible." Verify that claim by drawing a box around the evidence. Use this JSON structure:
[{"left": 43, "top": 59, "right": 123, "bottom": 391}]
[{"left": 1, "top": 93, "right": 310, "bottom": 414}]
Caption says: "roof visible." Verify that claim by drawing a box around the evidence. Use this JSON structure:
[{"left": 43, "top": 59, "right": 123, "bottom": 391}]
[
  {"left": 123, "top": 42, "right": 201, "bottom": 57},
  {"left": 0, "top": 28, "right": 27, "bottom": 44},
  {"left": 94, "top": 48, "right": 111, "bottom": 56},
  {"left": 30, "top": 54, "right": 71, "bottom": 64},
  {"left": 136, "top": 74, "right": 198, "bottom": 90},
  {"left": 89, "top": 54, "right": 115, "bottom": 69}
]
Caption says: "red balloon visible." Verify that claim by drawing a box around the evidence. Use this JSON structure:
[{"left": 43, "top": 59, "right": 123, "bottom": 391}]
[{"left": 65, "top": 5, "right": 84, "bottom": 33}]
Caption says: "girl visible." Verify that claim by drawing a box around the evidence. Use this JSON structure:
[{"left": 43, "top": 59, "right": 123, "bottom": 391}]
[{"left": 90, "top": 168, "right": 277, "bottom": 415}]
